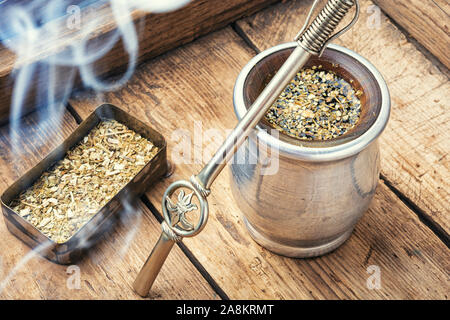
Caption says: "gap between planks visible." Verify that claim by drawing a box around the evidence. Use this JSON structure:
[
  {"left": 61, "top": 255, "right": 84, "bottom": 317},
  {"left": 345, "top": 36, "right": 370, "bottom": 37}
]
[{"left": 381, "top": 174, "right": 449, "bottom": 248}]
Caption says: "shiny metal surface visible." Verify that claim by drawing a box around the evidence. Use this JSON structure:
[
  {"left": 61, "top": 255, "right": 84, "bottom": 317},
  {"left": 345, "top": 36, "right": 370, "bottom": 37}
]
[
  {"left": 295, "top": 0, "right": 360, "bottom": 56},
  {"left": 231, "top": 43, "right": 390, "bottom": 258},
  {"left": 133, "top": 231, "right": 175, "bottom": 297}
]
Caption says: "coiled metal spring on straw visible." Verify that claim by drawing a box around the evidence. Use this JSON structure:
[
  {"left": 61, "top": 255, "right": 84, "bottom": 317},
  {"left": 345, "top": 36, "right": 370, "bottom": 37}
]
[
  {"left": 295, "top": 0, "right": 360, "bottom": 56},
  {"left": 133, "top": 0, "right": 360, "bottom": 297}
]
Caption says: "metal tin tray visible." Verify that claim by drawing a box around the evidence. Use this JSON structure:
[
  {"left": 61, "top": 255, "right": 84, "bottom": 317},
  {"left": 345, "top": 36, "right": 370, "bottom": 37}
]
[{"left": 1, "top": 104, "right": 168, "bottom": 264}]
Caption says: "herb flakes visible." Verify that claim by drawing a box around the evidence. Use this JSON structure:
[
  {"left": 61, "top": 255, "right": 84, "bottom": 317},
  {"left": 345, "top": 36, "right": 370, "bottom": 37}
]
[
  {"left": 265, "top": 66, "right": 362, "bottom": 141},
  {"left": 10, "top": 120, "right": 158, "bottom": 243}
]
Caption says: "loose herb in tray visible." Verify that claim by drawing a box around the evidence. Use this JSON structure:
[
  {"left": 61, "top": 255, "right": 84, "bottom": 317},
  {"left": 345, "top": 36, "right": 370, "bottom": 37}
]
[
  {"left": 265, "top": 65, "right": 362, "bottom": 141},
  {"left": 10, "top": 120, "right": 158, "bottom": 243}
]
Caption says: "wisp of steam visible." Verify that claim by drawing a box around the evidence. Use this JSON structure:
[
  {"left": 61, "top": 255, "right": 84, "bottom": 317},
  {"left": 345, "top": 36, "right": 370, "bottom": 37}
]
[{"left": 0, "top": 0, "right": 189, "bottom": 295}]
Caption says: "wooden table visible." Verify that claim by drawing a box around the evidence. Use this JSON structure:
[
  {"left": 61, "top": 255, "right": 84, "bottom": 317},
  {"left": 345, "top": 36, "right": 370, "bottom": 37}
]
[{"left": 0, "top": 0, "right": 448, "bottom": 299}]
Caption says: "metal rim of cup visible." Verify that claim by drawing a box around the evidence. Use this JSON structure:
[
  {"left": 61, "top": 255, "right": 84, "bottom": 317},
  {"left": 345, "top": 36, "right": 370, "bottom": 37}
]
[{"left": 233, "top": 42, "right": 391, "bottom": 162}]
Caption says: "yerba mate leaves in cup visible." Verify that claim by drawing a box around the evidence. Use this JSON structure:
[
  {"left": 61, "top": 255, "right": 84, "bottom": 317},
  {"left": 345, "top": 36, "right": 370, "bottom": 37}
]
[{"left": 265, "top": 66, "right": 362, "bottom": 141}]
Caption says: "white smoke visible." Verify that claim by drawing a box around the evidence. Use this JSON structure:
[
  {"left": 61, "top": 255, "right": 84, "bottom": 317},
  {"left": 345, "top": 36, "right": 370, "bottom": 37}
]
[
  {"left": 0, "top": 240, "right": 54, "bottom": 294},
  {"left": 0, "top": 0, "right": 189, "bottom": 295}
]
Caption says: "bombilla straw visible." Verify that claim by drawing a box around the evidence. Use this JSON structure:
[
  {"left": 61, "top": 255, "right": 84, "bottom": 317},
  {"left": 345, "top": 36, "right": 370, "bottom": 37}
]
[
  {"left": 133, "top": 0, "right": 359, "bottom": 297},
  {"left": 198, "top": 0, "right": 360, "bottom": 190}
]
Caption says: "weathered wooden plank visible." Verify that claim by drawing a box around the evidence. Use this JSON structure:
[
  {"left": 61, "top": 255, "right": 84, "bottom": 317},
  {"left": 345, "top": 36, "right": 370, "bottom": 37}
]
[
  {"left": 69, "top": 27, "right": 450, "bottom": 299},
  {"left": 0, "top": 109, "right": 217, "bottom": 299},
  {"left": 235, "top": 0, "right": 450, "bottom": 239},
  {"left": 373, "top": 0, "right": 450, "bottom": 69},
  {"left": 0, "top": 0, "right": 279, "bottom": 124}
]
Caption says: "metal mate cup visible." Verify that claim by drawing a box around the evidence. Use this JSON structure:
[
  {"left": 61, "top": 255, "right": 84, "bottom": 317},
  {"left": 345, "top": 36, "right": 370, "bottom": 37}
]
[
  {"left": 231, "top": 42, "right": 391, "bottom": 258},
  {"left": 134, "top": 0, "right": 365, "bottom": 296}
]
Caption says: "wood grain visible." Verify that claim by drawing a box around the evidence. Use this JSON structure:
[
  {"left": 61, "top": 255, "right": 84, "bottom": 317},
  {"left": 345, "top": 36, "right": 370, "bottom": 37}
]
[
  {"left": 235, "top": 0, "right": 450, "bottom": 240},
  {"left": 0, "top": 0, "right": 279, "bottom": 124},
  {"left": 0, "top": 109, "right": 217, "bottom": 299},
  {"left": 69, "top": 27, "right": 450, "bottom": 299},
  {"left": 373, "top": 0, "right": 450, "bottom": 69}
]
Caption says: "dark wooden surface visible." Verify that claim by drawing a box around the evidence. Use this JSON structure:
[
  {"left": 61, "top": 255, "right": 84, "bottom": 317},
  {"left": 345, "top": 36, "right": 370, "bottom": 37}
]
[{"left": 0, "top": 0, "right": 448, "bottom": 299}]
